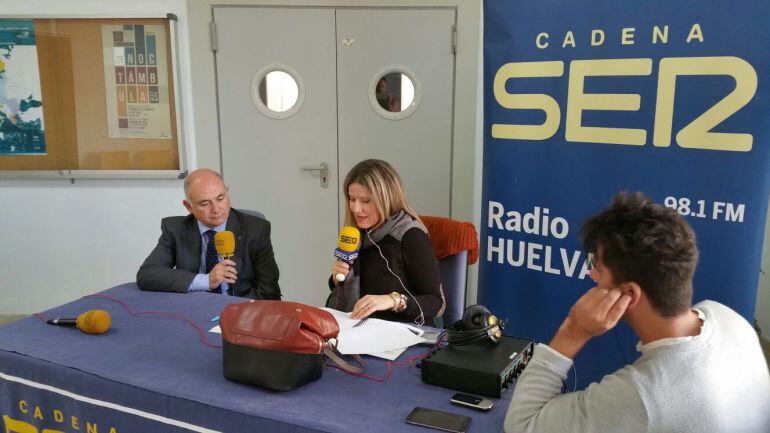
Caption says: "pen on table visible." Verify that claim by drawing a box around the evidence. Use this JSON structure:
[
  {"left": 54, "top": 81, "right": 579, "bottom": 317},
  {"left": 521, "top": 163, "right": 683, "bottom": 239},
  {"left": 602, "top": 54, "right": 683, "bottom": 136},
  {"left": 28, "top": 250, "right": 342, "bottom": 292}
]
[
  {"left": 404, "top": 325, "right": 424, "bottom": 336},
  {"left": 210, "top": 315, "right": 220, "bottom": 322}
]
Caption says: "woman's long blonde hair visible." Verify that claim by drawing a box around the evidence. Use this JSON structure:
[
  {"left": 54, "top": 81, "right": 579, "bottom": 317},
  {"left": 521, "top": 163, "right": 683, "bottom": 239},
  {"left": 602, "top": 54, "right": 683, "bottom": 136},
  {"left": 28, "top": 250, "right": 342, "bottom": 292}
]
[{"left": 343, "top": 159, "right": 420, "bottom": 228}]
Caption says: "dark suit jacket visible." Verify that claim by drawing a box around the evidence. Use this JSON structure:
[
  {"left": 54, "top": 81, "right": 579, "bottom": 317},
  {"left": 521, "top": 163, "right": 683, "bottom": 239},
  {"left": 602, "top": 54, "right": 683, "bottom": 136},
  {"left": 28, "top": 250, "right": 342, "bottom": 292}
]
[{"left": 136, "top": 209, "right": 281, "bottom": 299}]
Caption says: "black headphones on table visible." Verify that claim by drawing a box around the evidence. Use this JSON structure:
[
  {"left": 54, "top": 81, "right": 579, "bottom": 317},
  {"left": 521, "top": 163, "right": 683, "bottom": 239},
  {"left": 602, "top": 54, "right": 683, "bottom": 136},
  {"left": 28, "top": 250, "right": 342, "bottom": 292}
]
[{"left": 446, "top": 305, "right": 506, "bottom": 347}]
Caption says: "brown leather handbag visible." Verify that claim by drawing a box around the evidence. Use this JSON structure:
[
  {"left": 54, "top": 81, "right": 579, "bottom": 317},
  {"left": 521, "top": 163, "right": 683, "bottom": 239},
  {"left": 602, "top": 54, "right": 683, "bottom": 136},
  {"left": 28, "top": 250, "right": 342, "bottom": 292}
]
[{"left": 220, "top": 300, "right": 363, "bottom": 391}]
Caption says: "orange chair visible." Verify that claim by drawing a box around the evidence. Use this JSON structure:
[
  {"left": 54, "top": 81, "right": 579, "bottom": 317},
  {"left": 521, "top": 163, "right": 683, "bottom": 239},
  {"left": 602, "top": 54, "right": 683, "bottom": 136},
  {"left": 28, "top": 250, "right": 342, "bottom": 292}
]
[{"left": 420, "top": 215, "right": 479, "bottom": 326}]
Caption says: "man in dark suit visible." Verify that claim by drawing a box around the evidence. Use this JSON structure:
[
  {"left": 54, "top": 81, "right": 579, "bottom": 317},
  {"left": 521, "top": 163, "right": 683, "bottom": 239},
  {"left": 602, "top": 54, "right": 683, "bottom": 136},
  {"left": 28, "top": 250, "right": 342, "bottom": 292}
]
[{"left": 137, "top": 169, "right": 281, "bottom": 299}]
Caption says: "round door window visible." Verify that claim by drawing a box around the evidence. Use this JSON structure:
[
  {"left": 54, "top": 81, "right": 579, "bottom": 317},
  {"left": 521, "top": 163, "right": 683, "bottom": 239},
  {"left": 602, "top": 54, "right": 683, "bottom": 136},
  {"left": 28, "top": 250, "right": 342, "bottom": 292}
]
[
  {"left": 369, "top": 67, "right": 421, "bottom": 120},
  {"left": 251, "top": 66, "right": 304, "bottom": 119}
]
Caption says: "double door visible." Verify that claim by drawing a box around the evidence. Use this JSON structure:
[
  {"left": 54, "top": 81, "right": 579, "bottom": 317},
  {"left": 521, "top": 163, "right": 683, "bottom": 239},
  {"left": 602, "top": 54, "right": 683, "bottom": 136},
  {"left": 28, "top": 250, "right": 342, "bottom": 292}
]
[{"left": 214, "top": 6, "right": 455, "bottom": 304}]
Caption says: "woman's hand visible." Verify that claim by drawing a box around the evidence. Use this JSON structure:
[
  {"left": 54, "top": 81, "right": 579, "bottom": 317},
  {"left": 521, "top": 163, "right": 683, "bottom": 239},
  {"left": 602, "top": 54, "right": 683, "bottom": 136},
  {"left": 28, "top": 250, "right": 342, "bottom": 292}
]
[
  {"left": 331, "top": 260, "right": 350, "bottom": 282},
  {"left": 350, "top": 294, "right": 396, "bottom": 320}
]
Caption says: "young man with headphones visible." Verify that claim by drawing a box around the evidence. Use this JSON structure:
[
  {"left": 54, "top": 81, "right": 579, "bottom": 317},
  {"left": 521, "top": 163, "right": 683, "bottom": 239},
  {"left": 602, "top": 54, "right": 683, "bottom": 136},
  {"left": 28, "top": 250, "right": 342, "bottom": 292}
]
[{"left": 504, "top": 192, "right": 770, "bottom": 433}]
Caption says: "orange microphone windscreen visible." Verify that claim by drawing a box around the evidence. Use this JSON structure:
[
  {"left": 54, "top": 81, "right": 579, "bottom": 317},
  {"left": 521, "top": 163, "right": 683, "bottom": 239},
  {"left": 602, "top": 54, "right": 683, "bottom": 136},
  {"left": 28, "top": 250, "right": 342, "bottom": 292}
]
[
  {"left": 214, "top": 230, "right": 236, "bottom": 258},
  {"left": 76, "top": 310, "right": 111, "bottom": 334}
]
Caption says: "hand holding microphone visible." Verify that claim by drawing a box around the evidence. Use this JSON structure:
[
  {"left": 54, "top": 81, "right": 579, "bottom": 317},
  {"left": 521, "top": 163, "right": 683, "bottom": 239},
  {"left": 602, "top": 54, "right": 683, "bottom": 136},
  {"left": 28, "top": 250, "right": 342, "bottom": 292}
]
[
  {"left": 332, "top": 261, "right": 351, "bottom": 283},
  {"left": 211, "top": 231, "right": 237, "bottom": 289},
  {"left": 47, "top": 310, "right": 111, "bottom": 334},
  {"left": 333, "top": 226, "right": 361, "bottom": 282}
]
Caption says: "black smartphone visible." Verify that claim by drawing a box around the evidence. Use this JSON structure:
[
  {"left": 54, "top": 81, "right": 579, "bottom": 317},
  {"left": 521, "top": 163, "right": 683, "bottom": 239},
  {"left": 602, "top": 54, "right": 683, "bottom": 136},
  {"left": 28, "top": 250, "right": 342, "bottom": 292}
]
[
  {"left": 450, "top": 393, "right": 494, "bottom": 411},
  {"left": 405, "top": 407, "right": 471, "bottom": 433}
]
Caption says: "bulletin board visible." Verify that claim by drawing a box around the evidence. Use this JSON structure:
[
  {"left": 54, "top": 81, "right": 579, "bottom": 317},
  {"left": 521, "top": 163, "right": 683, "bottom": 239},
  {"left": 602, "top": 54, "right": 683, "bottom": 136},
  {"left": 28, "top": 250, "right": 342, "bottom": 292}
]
[{"left": 0, "top": 15, "right": 184, "bottom": 179}]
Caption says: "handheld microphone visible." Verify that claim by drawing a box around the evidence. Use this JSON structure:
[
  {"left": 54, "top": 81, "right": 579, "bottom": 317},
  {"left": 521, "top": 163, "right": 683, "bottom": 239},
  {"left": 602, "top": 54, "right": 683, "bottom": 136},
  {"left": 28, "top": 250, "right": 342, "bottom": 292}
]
[
  {"left": 46, "top": 310, "right": 111, "bottom": 334},
  {"left": 214, "top": 230, "right": 235, "bottom": 260},
  {"left": 334, "top": 226, "right": 361, "bottom": 282}
]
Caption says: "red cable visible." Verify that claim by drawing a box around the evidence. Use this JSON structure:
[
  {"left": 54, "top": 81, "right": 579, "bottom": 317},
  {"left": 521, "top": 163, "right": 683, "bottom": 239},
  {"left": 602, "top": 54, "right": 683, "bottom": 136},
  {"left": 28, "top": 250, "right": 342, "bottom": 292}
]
[
  {"left": 37, "top": 293, "right": 443, "bottom": 379},
  {"left": 326, "top": 347, "right": 433, "bottom": 382},
  {"left": 82, "top": 293, "right": 222, "bottom": 348}
]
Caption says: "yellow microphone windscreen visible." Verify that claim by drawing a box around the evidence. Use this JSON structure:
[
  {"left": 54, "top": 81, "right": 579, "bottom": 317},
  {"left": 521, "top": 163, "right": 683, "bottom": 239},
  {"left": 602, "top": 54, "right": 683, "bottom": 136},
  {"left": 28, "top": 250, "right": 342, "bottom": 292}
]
[
  {"left": 76, "top": 310, "right": 111, "bottom": 334},
  {"left": 215, "top": 230, "right": 236, "bottom": 258},
  {"left": 338, "top": 226, "right": 361, "bottom": 252}
]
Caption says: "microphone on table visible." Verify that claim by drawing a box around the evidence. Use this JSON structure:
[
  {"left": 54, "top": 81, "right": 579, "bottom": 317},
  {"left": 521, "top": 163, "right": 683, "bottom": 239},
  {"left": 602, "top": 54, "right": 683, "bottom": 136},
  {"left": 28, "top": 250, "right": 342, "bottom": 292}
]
[
  {"left": 214, "top": 230, "right": 236, "bottom": 260},
  {"left": 46, "top": 310, "right": 111, "bottom": 334},
  {"left": 334, "top": 226, "right": 361, "bottom": 282}
]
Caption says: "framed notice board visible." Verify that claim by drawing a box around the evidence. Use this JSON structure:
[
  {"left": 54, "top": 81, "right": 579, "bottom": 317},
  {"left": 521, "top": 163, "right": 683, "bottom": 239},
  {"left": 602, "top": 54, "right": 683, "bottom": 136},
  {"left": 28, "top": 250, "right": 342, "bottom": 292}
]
[{"left": 0, "top": 15, "right": 185, "bottom": 179}]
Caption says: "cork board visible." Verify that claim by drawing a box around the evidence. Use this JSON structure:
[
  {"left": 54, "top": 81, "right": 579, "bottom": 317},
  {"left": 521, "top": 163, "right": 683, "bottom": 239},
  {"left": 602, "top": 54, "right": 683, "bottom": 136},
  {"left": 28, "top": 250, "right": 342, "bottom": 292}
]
[{"left": 0, "top": 18, "right": 179, "bottom": 172}]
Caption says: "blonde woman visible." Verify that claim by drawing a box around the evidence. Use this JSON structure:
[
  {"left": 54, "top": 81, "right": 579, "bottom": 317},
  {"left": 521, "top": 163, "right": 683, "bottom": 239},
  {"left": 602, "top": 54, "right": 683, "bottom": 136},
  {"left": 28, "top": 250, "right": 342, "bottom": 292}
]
[{"left": 328, "top": 159, "right": 444, "bottom": 326}]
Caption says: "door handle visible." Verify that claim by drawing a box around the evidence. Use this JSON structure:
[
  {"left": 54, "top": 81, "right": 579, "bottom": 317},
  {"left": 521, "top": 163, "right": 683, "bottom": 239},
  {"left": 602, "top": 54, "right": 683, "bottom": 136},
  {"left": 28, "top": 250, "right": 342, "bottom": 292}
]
[{"left": 301, "top": 162, "right": 329, "bottom": 189}]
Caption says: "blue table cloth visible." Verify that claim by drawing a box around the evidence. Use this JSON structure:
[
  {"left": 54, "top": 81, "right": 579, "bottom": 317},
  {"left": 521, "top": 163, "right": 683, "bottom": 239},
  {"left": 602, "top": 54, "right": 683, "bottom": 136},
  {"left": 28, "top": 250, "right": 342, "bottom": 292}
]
[{"left": 0, "top": 283, "right": 512, "bottom": 432}]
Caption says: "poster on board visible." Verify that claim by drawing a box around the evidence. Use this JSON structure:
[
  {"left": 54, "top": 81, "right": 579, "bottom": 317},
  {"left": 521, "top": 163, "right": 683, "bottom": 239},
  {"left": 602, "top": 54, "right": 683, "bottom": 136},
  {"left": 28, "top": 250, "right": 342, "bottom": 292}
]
[
  {"left": 0, "top": 19, "right": 45, "bottom": 155},
  {"left": 102, "top": 24, "right": 172, "bottom": 139}
]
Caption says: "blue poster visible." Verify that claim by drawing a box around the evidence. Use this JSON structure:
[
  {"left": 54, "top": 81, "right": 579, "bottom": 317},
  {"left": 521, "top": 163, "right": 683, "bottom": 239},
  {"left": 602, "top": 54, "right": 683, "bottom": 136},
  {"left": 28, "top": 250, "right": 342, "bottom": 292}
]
[
  {"left": 480, "top": 0, "right": 770, "bottom": 387},
  {"left": 0, "top": 19, "right": 45, "bottom": 155}
]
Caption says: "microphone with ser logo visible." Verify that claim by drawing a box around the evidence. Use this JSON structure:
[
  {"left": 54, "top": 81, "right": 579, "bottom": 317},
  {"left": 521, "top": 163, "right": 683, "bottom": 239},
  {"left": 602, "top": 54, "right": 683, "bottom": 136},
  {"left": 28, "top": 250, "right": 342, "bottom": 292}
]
[
  {"left": 214, "top": 230, "right": 236, "bottom": 260},
  {"left": 334, "top": 226, "right": 361, "bottom": 282},
  {"left": 46, "top": 310, "right": 111, "bottom": 334}
]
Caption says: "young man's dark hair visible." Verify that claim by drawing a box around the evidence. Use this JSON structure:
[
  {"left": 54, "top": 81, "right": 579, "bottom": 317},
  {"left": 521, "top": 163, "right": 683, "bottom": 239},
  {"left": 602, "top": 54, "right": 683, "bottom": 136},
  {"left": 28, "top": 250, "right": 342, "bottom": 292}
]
[{"left": 580, "top": 192, "right": 699, "bottom": 317}]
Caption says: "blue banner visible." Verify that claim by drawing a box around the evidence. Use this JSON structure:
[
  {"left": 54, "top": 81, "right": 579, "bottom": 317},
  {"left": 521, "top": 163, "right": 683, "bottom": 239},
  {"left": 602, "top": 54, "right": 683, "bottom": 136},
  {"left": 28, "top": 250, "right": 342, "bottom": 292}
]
[{"left": 480, "top": 0, "right": 770, "bottom": 387}]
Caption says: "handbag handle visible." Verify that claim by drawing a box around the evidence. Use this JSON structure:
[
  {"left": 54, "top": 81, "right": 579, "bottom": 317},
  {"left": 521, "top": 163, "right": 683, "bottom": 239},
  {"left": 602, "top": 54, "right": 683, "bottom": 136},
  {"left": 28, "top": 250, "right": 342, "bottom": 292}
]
[{"left": 323, "top": 345, "right": 365, "bottom": 374}]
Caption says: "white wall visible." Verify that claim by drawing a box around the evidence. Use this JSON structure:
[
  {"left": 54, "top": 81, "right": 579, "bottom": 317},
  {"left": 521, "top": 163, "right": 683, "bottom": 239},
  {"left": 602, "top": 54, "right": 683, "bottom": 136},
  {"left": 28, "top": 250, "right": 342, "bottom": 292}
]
[
  {"left": 0, "top": 180, "right": 183, "bottom": 312},
  {"left": 0, "top": 0, "right": 197, "bottom": 313},
  {"left": 756, "top": 201, "right": 770, "bottom": 340}
]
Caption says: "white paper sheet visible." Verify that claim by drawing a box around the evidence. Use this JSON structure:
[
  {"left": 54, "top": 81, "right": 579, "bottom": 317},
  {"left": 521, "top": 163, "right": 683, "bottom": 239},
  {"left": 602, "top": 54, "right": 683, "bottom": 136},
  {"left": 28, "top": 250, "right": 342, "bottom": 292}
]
[
  {"left": 323, "top": 308, "right": 425, "bottom": 357},
  {"left": 369, "top": 347, "right": 408, "bottom": 361}
]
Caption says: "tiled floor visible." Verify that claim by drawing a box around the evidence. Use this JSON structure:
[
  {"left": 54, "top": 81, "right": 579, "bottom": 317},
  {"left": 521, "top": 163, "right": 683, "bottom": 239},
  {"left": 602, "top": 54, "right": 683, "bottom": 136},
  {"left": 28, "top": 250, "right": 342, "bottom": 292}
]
[{"left": 0, "top": 315, "right": 25, "bottom": 325}]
